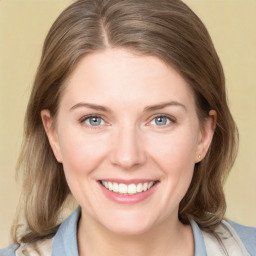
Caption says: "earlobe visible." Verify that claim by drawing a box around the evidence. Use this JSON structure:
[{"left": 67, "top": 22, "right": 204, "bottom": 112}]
[
  {"left": 41, "top": 110, "right": 63, "bottom": 163},
  {"left": 195, "top": 110, "right": 217, "bottom": 163}
]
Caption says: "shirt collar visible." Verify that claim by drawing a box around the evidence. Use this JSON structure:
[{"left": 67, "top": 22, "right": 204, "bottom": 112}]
[
  {"left": 190, "top": 219, "right": 208, "bottom": 255},
  {"left": 51, "top": 207, "right": 207, "bottom": 256},
  {"left": 51, "top": 208, "right": 80, "bottom": 256}
]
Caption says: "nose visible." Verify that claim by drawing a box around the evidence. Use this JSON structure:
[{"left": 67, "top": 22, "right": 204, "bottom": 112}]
[{"left": 109, "top": 125, "right": 147, "bottom": 170}]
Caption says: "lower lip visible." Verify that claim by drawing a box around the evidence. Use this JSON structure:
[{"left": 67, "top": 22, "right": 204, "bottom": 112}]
[{"left": 98, "top": 182, "right": 159, "bottom": 204}]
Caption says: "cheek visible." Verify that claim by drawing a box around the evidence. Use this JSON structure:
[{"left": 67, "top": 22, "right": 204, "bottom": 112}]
[
  {"left": 149, "top": 131, "right": 197, "bottom": 209},
  {"left": 57, "top": 130, "right": 109, "bottom": 177},
  {"left": 148, "top": 129, "right": 198, "bottom": 173},
  {"left": 56, "top": 129, "right": 111, "bottom": 207}
]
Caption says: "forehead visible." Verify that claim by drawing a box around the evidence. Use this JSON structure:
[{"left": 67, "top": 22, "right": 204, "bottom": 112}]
[{"left": 61, "top": 49, "right": 195, "bottom": 111}]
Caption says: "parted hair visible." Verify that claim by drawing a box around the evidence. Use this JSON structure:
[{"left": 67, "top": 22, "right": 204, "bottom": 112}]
[{"left": 13, "top": 0, "right": 238, "bottom": 243}]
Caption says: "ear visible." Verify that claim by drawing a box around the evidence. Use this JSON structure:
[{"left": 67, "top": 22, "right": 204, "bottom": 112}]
[
  {"left": 195, "top": 110, "right": 217, "bottom": 163},
  {"left": 41, "top": 110, "right": 63, "bottom": 163}
]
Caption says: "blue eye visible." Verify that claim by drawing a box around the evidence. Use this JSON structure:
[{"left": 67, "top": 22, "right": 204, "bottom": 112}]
[
  {"left": 84, "top": 116, "right": 105, "bottom": 126},
  {"left": 151, "top": 116, "right": 171, "bottom": 126}
]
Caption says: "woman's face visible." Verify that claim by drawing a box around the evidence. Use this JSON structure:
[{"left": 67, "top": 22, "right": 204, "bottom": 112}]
[{"left": 42, "top": 49, "right": 215, "bottom": 235}]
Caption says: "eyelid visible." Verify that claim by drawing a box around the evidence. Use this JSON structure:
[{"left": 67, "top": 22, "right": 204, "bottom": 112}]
[{"left": 80, "top": 114, "right": 102, "bottom": 122}]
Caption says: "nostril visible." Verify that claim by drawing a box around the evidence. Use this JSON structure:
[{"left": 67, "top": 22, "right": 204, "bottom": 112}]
[{"left": 109, "top": 149, "right": 147, "bottom": 170}]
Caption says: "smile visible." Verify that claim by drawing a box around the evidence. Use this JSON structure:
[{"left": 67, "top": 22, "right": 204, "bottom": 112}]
[{"left": 100, "top": 180, "right": 157, "bottom": 195}]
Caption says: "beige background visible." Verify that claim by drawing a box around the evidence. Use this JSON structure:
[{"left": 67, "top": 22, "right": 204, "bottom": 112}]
[{"left": 0, "top": 0, "right": 255, "bottom": 248}]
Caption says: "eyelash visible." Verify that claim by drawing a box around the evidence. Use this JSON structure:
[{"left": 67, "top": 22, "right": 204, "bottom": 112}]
[{"left": 80, "top": 114, "right": 176, "bottom": 129}]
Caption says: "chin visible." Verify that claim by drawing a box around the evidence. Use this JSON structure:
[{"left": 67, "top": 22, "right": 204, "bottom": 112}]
[
  {"left": 105, "top": 221, "right": 154, "bottom": 236},
  {"left": 97, "top": 211, "right": 159, "bottom": 236}
]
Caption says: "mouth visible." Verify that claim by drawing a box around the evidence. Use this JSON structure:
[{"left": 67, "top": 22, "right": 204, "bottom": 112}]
[{"left": 99, "top": 180, "right": 159, "bottom": 195}]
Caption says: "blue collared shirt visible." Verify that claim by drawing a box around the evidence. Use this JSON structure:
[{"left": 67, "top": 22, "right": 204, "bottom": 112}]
[
  {"left": 50, "top": 209, "right": 208, "bottom": 255},
  {"left": 1, "top": 207, "right": 256, "bottom": 255}
]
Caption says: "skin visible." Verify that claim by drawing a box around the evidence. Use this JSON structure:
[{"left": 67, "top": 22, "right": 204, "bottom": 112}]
[{"left": 42, "top": 49, "right": 216, "bottom": 256}]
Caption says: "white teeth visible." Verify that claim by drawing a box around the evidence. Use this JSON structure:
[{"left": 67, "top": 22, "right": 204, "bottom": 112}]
[
  {"left": 128, "top": 184, "right": 137, "bottom": 194},
  {"left": 119, "top": 184, "right": 128, "bottom": 194},
  {"left": 102, "top": 181, "right": 108, "bottom": 188},
  {"left": 136, "top": 183, "right": 143, "bottom": 193},
  {"left": 113, "top": 183, "right": 119, "bottom": 192},
  {"left": 148, "top": 182, "right": 154, "bottom": 189},
  {"left": 101, "top": 181, "right": 156, "bottom": 195},
  {"left": 108, "top": 182, "right": 113, "bottom": 191},
  {"left": 143, "top": 183, "right": 148, "bottom": 191}
]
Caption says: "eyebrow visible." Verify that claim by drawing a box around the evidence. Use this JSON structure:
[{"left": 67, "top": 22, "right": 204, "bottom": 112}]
[
  {"left": 69, "top": 101, "right": 187, "bottom": 113},
  {"left": 143, "top": 101, "right": 187, "bottom": 112},
  {"left": 70, "top": 103, "right": 112, "bottom": 113}
]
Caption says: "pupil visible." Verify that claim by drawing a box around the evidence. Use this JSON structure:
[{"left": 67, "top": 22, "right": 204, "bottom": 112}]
[
  {"left": 156, "top": 117, "right": 166, "bottom": 126},
  {"left": 90, "top": 117, "right": 101, "bottom": 126}
]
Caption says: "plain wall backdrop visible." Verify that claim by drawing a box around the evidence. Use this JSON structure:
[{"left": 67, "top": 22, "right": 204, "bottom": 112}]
[{"left": 0, "top": 0, "right": 255, "bottom": 248}]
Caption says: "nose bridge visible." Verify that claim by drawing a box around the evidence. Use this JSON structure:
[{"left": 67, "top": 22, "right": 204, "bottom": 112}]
[{"left": 110, "top": 123, "right": 146, "bottom": 169}]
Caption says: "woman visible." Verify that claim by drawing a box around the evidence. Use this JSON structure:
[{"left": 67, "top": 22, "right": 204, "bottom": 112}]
[{"left": 1, "top": 0, "right": 255, "bottom": 255}]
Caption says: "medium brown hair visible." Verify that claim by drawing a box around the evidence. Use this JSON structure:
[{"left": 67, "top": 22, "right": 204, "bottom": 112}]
[{"left": 13, "top": 0, "right": 238, "bottom": 243}]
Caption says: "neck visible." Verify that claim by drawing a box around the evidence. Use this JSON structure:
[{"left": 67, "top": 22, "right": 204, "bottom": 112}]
[{"left": 77, "top": 211, "right": 194, "bottom": 256}]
